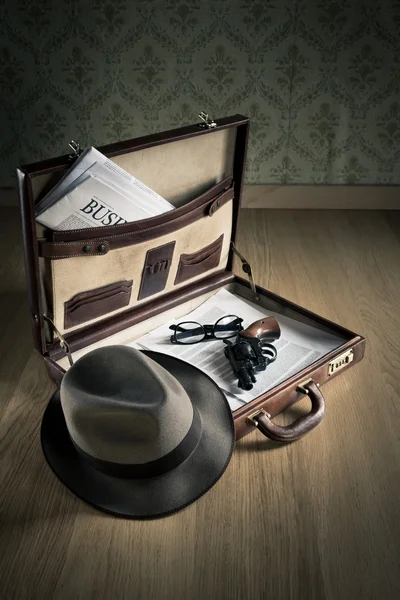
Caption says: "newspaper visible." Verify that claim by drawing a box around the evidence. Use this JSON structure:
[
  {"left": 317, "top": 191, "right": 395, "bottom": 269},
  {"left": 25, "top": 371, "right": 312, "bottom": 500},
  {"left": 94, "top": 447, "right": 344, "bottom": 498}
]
[
  {"left": 35, "top": 146, "right": 173, "bottom": 230},
  {"left": 36, "top": 173, "right": 172, "bottom": 230},
  {"left": 133, "top": 289, "right": 346, "bottom": 411}
]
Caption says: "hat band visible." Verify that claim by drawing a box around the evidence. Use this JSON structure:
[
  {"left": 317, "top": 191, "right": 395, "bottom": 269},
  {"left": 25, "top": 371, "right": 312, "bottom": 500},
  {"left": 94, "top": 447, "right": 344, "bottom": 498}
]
[{"left": 71, "top": 408, "right": 202, "bottom": 479}]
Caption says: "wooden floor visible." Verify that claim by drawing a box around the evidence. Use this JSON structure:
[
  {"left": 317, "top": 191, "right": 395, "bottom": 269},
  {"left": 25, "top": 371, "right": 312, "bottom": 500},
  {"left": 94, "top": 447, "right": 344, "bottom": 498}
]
[{"left": 0, "top": 208, "right": 399, "bottom": 600}]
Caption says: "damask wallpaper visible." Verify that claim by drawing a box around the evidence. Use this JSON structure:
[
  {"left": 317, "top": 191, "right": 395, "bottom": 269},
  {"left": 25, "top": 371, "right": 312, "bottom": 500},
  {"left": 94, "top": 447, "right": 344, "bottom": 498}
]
[{"left": 1, "top": 0, "right": 400, "bottom": 187}]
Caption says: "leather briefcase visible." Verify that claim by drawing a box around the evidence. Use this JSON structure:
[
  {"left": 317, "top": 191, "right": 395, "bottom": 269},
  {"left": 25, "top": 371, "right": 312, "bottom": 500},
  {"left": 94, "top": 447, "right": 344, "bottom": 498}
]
[{"left": 17, "top": 113, "right": 365, "bottom": 443}]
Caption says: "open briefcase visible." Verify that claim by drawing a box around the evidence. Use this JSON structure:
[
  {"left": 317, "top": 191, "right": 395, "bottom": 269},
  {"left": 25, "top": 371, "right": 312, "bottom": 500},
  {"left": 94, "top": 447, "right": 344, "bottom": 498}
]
[{"left": 17, "top": 113, "right": 365, "bottom": 443}]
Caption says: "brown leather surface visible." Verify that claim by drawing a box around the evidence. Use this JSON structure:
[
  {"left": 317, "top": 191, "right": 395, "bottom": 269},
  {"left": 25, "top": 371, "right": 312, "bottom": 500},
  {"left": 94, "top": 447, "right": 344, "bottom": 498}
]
[
  {"left": 208, "top": 189, "right": 233, "bottom": 216},
  {"left": 227, "top": 122, "right": 250, "bottom": 272},
  {"left": 50, "top": 176, "right": 233, "bottom": 242},
  {"left": 41, "top": 239, "right": 112, "bottom": 258},
  {"left": 137, "top": 241, "right": 175, "bottom": 300},
  {"left": 37, "top": 189, "right": 233, "bottom": 259},
  {"left": 174, "top": 234, "right": 223, "bottom": 285},
  {"left": 254, "top": 381, "right": 325, "bottom": 442},
  {"left": 64, "top": 280, "right": 133, "bottom": 330},
  {"left": 48, "top": 272, "right": 364, "bottom": 368},
  {"left": 17, "top": 116, "right": 248, "bottom": 361},
  {"left": 45, "top": 270, "right": 365, "bottom": 444},
  {"left": 17, "top": 114, "right": 365, "bottom": 447},
  {"left": 234, "top": 335, "right": 366, "bottom": 440},
  {"left": 48, "top": 271, "right": 235, "bottom": 361},
  {"left": 17, "top": 170, "right": 46, "bottom": 355},
  {"left": 19, "top": 115, "right": 248, "bottom": 179},
  {"left": 177, "top": 235, "right": 223, "bottom": 265}
]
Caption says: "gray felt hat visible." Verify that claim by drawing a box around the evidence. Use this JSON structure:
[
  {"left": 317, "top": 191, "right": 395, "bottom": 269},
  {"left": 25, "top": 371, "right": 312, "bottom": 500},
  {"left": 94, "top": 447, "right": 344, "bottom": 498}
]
[{"left": 41, "top": 346, "right": 235, "bottom": 519}]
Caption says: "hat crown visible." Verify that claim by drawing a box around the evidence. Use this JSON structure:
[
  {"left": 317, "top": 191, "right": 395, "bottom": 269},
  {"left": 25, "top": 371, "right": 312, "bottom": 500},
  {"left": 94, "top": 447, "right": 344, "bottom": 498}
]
[{"left": 60, "top": 346, "right": 194, "bottom": 465}]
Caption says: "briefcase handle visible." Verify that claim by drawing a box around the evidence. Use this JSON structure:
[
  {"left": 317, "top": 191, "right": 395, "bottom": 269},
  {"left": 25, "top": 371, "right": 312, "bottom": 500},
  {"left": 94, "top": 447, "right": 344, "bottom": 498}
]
[{"left": 247, "top": 381, "right": 325, "bottom": 443}]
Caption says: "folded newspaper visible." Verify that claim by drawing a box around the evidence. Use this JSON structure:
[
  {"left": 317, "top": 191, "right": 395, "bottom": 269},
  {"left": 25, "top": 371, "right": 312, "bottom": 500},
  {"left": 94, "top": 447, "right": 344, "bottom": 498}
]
[{"left": 35, "top": 146, "right": 174, "bottom": 230}]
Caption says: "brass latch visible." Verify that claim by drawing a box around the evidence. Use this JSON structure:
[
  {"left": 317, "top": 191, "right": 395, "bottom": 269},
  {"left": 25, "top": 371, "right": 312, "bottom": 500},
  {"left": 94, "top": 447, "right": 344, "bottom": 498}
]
[
  {"left": 198, "top": 111, "right": 217, "bottom": 129},
  {"left": 328, "top": 349, "right": 354, "bottom": 375},
  {"left": 68, "top": 140, "right": 84, "bottom": 160}
]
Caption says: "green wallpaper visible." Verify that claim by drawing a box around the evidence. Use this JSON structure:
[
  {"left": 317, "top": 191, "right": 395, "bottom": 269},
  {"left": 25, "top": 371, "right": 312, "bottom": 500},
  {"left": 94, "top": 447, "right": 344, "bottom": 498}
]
[{"left": 1, "top": 0, "right": 400, "bottom": 187}]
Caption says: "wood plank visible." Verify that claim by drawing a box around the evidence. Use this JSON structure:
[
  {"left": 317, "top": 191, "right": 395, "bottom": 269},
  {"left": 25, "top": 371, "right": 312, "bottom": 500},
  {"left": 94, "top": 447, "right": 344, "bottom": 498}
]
[{"left": 0, "top": 208, "right": 399, "bottom": 600}]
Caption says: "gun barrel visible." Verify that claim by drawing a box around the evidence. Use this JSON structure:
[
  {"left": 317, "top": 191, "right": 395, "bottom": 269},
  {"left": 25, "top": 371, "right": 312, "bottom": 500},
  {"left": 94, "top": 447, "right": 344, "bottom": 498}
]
[{"left": 237, "top": 367, "right": 254, "bottom": 391}]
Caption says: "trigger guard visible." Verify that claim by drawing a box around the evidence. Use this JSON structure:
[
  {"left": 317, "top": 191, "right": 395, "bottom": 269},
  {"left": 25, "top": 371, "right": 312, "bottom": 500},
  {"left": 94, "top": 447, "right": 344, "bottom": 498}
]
[{"left": 261, "top": 343, "right": 277, "bottom": 362}]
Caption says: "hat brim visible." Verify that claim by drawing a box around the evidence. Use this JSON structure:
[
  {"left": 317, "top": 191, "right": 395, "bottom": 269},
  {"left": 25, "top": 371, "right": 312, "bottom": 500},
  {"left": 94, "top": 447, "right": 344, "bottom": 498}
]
[{"left": 41, "top": 350, "right": 235, "bottom": 519}]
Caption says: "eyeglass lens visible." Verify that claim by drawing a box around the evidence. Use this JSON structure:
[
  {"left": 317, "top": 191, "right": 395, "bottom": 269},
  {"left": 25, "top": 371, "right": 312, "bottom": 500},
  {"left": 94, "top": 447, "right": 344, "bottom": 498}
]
[
  {"left": 173, "top": 322, "right": 205, "bottom": 344},
  {"left": 213, "top": 315, "right": 243, "bottom": 339}
]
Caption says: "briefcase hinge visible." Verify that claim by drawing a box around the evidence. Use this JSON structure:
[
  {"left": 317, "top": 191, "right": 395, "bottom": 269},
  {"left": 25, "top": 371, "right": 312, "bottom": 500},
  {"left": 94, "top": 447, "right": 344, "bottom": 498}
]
[
  {"left": 198, "top": 111, "right": 217, "bottom": 129},
  {"left": 230, "top": 242, "right": 259, "bottom": 301},
  {"left": 43, "top": 315, "right": 74, "bottom": 367},
  {"left": 68, "top": 140, "right": 84, "bottom": 160},
  {"left": 328, "top": 349, "right": 354, "bottom": 375}
]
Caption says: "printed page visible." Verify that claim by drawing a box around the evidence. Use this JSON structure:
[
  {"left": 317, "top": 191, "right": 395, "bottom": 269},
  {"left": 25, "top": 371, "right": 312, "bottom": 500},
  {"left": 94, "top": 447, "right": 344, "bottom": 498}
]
[
  {"left": 35, "top": 146, "right": 173, "bottom": 217},
  {"left": 133, "top": 289, "right": 346, "bottom": 411},
  {"left": 36, "top": 173, "right": 162, "bottom": 230},
  {"left": 35, "top": 147, "right": 93, "bottom": 215}
]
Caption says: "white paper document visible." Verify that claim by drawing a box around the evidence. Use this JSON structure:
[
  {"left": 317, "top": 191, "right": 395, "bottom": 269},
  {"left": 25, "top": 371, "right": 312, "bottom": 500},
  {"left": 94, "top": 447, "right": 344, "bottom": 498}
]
[
  {"left": 36, "top": 173, "right": 169, "bottom": 230},
  {"left": 134, "top": 289, "right": 346, "bottom": 411},
  {"left": 35, "top": 146, "right": 174, "bottom": 230}
]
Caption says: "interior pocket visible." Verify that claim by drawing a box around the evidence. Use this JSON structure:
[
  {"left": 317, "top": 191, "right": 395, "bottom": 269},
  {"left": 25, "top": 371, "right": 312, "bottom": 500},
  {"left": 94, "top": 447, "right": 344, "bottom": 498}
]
[
  {"left": 138, "top": 241, "right": 176, "bottom": 301},
  {"left": 64, "top": 280, "right": 133, "bottom": 330},
  {"left": 49, "top": 176, "right": 233, "bottom": 242},
  {"left": 174, "top": 234, "right": 224, "bottom": 285}
]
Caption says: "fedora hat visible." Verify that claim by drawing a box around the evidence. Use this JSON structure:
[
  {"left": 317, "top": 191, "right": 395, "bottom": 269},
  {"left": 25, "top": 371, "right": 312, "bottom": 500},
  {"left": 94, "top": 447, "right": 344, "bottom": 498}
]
[{"left": 41, "top": 346, "right": 235, "bottom": 519}]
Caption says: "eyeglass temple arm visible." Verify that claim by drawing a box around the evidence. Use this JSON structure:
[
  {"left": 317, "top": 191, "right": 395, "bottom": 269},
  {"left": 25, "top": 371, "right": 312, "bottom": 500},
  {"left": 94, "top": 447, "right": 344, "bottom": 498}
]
[{"left": 169, "top": 324, "right": 205, "bottom": 341}]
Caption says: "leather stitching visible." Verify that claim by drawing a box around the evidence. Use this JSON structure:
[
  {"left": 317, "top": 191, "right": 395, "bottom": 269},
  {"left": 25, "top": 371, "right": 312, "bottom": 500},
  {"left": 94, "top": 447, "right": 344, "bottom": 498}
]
[
  {"left": 39, "top": 196, "right": 233, "bottom": 259},
  {"left": 50, "top": 177, "right": 234, "bottom": 238}
]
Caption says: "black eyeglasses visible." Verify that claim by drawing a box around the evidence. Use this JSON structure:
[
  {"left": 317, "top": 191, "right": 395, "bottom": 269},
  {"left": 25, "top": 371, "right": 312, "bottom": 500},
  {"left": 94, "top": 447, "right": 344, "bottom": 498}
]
[{"left": 169, "top": 315, "right": 243, "bottom": 345}]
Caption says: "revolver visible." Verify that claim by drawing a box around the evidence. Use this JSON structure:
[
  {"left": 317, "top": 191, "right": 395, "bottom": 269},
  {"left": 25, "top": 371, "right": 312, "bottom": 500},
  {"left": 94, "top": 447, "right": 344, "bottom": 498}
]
[{"left": 223, "top": 317, "right": 281, "bottom": 391}]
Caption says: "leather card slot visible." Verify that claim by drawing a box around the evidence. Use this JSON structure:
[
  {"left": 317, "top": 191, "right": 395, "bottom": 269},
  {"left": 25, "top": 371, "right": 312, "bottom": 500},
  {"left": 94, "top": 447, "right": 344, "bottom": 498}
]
[
  {"left": 138, "top": 241, "right": 176, "bottom": 301},
  {"left": 174, "top": 235, "right": 224, "bottom": 285},
  {"left": 64, "top": 280, "right": 133, "bottom": 330},
  {"left": 66, "top": 281, "right": 132, "bottom": 311},
  {"left": 68, "top": 287, "right": 131, "bottom": 314},
  {"left": 179, "top": 235, "right": 224, "bottom": 265}
]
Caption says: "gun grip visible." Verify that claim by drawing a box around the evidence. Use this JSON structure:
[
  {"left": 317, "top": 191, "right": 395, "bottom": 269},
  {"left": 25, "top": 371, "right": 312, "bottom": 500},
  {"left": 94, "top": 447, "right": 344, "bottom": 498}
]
[{"left": 239, "top": 317, "right": 280, "bottom": 342}]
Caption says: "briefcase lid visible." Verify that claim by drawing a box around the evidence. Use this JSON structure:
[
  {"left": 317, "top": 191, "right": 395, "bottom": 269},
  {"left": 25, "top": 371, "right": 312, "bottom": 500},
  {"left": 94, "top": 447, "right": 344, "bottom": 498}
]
[{"left": 17, "top": 113, "right": 250, "bottom": 357}]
